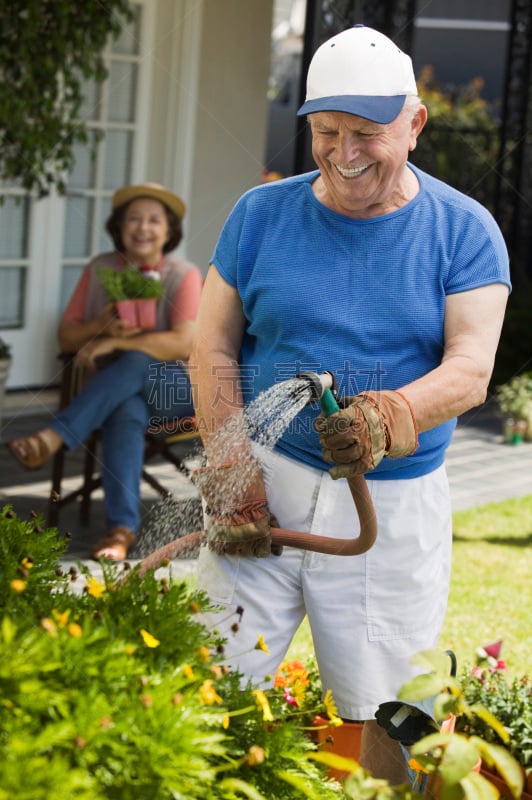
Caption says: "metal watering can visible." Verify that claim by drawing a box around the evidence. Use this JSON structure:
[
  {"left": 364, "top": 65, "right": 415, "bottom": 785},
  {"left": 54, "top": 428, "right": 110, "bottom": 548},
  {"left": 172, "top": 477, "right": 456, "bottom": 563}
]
[{"left": 138, "top": 371, "right": 377, "bottom": 574}]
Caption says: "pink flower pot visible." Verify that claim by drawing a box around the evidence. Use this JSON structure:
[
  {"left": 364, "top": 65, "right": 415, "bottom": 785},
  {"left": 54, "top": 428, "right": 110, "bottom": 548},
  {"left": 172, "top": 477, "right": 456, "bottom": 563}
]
[
  {"left": 116, "top": 299, "right": 138, "bottom": 328},
  {"left": 136, "top": 298, "right": 157, "bottom": 330},
  {"left": 116, "top": 299, "right": 157, "bottom": 330}
]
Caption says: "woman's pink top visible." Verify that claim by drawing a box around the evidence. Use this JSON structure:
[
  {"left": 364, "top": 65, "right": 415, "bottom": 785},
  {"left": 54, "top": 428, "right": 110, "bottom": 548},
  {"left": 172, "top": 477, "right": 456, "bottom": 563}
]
[{"left": 62, "top": 252, "right": 202, "bottom": 330}]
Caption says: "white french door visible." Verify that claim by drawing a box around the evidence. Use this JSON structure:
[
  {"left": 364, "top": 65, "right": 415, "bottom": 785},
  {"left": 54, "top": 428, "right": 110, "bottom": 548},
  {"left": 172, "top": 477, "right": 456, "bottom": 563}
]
[{"left": 0, "top": 2, "right": 153, "bottom": 389}]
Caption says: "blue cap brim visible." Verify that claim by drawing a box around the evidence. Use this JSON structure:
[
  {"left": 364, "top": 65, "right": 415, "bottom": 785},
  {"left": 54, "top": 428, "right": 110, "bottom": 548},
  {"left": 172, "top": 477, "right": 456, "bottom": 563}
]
[{"left": 296, "top": 94, "right": 406, "bottom": 123}]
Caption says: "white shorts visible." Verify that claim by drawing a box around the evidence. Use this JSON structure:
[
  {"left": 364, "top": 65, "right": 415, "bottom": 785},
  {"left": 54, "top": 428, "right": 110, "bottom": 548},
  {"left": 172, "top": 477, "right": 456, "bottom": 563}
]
[{"left": 196, "top": 445, "right": 452, "bottom": 720}]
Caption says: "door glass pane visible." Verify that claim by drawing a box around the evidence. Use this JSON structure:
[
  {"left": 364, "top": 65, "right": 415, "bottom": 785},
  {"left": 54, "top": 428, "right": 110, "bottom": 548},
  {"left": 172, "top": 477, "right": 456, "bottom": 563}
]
[
  {"left": 68, "top": 134, "right": 98, "bottom": 190},
  {"left": 103, "top": 131, "right": 133, "bottom": 189},
  {"left": 112, "top": 5, "right": 141, "bottom": 55},
  {"left": 0, "top": 197, "right": 29, "bottom": 258},
  {"left": 63, "top": 197, "right": 94, "bottom": 258},
  {"left": 108, "top": 62, "right": 137, "bottom": 122},
  {"left": 0, "top": 267, "right": 25, "bottom": 327}
]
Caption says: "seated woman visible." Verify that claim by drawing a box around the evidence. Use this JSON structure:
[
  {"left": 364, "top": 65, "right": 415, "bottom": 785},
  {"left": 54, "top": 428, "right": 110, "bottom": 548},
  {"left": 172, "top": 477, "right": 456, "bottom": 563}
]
[{"left": 7, "top": 182, "right": 202, "bottom": 561}]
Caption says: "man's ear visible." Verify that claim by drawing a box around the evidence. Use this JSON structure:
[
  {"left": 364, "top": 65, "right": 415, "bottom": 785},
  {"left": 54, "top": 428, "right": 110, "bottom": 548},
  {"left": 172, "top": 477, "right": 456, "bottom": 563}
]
[{"left": 409, "top": 104, "right": 428, "bottom": 152}]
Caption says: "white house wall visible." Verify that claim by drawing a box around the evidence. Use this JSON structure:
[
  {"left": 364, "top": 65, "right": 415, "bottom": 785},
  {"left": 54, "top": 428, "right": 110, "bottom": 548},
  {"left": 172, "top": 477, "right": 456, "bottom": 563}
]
[{"left": 146, "top": 0, "right": 275, "bottom": 273}]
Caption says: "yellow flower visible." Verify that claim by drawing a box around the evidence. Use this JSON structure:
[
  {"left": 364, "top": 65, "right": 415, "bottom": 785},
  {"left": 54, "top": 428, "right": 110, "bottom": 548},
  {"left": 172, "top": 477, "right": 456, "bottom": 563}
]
[
  {"left": 222, "top": 713, "right": 230, "bottom": 729},
  {"left": 52, "top": 609, "right": 71, "bottom": 627},
  {"left": 252, "top": 689, "right": 274, "bottom": 722},
  {"left": 323, "top": 689, "right": 343, "bottom": 726},
  {"left": 86, "top": 576, "right": 106, "bottom": 598},
  {"left": 199, "top": 679, "right": 223, "bottom": 705},
  {"left": 21, "top": 557, "right": 33, "bottom": 569},
  {"left": 140, "top": 628, "right": 160, "bottom": 648},
  {"left": 246, "top": 745, "right": 266, "bottom": 766},
  {"left": 183, "top": 664, "right": 195, "bottom": 680},
  {"left": 254, "top": 634, "right": 269, "bottom": 653},
  {"left": 196, "top": 645, "right": 211, "bottom": 663},
  {"left": 67, "top": 623, "right": 83, "bottom": 638},
  {"left": 40, "top": 617, "right": 57, "bottom": 636},
  {"left": 10, "top": 579, "right": 26, "bottom": 593}
]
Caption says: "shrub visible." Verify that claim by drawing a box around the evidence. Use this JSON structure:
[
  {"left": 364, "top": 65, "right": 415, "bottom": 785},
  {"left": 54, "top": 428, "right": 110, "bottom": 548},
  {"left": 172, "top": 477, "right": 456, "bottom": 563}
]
[{"left": 0, "top": 506, "right": 342, "bottom": 800}]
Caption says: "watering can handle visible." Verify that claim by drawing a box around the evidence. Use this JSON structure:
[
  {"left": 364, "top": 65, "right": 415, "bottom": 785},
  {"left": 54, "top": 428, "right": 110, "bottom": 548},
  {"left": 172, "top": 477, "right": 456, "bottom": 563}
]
[
  {"left": 268, "top": 386, "right": 377, "bottom": 555},
  {"left": 138, "top": 388, "right": 377, "bottom": 575}
]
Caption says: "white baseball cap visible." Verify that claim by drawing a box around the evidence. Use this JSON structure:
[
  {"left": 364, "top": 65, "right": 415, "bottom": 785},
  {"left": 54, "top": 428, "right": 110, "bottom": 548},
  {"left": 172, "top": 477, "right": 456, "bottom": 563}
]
[{"left": 297, "top": 25, "right": 418, "bottom": 123}]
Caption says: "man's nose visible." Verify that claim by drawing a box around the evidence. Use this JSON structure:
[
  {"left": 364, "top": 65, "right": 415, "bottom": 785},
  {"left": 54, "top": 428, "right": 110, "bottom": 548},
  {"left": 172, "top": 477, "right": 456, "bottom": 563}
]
[{"left": 337, "top": 133, "right": 361, "bottom": 161}]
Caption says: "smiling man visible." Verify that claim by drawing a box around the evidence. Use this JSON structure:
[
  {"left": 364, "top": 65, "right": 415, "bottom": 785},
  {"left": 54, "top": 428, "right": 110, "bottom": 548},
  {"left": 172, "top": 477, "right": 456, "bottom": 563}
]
[{"left": 190, "top": 25, "right": 511, "bottom": 783}]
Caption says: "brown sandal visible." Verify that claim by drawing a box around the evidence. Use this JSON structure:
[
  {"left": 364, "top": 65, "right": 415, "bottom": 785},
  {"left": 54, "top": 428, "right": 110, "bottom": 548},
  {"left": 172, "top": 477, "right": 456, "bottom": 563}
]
[
  {"left": 6, "top": 433, "right": 53, "bottom": 470},
  {"left": 92, "top": 526, "right": 136, "bottom": 562}
]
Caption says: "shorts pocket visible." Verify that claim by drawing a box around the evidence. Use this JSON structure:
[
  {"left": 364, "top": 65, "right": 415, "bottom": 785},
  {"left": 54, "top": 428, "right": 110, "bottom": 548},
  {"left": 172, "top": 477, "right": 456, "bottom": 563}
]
[{"left": 196, "top": 546, "right": 241, "bottom": 606}]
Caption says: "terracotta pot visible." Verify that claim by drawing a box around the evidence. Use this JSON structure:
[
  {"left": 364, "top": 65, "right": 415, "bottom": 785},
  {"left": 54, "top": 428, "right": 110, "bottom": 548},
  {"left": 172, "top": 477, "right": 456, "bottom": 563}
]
[
  {"left": 312, "top": 714, "right": 363, "bottom": 781},
  {"left": 116, "top": 299, "right": 138, "bottom": 327},
  {"left": 136, "top": 298, "right": 157, "bottom": 329},
  {"left": 480, "top": 764, "right": 532, "bottom": 800},
  {"left": 116, "top": 298, "right": 157, "bottom": 330}
]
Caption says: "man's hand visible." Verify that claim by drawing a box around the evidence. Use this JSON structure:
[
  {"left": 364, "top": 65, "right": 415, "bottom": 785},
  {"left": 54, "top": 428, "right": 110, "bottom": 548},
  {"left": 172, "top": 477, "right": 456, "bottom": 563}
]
[
  {"left": 193, "top": 457, "right": 279, "bottom": 557},
  {"left": 314, "top": 390, "right": 418, "bottom": 478}
]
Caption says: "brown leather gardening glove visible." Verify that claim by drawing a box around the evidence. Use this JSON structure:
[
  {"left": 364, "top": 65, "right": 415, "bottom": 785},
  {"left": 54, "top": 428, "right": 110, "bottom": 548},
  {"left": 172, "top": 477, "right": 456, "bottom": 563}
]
[
  {"left": 192, "top": 457, "right": 280, "bottom": 557},
  {"left": 314, "top": 390, "right": 418, "bottom": 479}
]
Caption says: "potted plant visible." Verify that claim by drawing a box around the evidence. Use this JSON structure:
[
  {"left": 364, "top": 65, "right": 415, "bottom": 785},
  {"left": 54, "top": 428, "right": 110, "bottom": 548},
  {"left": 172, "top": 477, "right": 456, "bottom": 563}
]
[
  {"left": 274, "top": 656, "right": 365, "bottom": 782},
  {"left": 455, "top": 642, "right": 532, "bottom": 798},
  {"left": 0, "top": 337, "right": 12, "bottom": 422},
  {"left": 98, "top": 263, "right": 164, "bottom": 330},
  {"left": 394, "top": 648, "right": 526, "bottom": 800},
  {"left": 495, "top": 372, "right": 532, "bottom": 443}
]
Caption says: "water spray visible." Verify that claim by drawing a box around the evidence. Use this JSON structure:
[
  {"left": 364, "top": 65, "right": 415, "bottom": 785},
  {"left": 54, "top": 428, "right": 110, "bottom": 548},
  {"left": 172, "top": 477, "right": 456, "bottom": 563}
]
[{"left": 138, "top": 371, "right": 377, "bottom": 574}]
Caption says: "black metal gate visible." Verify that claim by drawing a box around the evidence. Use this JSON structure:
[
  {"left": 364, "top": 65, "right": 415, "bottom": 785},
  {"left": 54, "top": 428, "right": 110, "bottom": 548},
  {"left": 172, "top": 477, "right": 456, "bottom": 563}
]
[{"left": 295, "top": 0, "right": 532, "bottom": 290}]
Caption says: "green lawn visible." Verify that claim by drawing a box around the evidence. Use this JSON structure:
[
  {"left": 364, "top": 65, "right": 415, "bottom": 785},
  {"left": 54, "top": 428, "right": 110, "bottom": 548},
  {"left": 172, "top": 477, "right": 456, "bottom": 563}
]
[{"left": 286, "top": 495, "right": 532, "bottom": 678}]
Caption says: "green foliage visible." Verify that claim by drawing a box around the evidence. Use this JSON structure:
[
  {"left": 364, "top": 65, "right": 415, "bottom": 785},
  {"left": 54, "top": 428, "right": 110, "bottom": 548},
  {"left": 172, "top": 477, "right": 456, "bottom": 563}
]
[
  {"left": 0, "top": 1, "right": 134, "bottom": 196},
  {"left": 0, "top": 506, "right": 342, "bottom": 800},
  {"left": 411, "top": 66, "right": 499, "bottom": 210},
  {"left": 398, "top": 649, "right": 525, "bottom": 800},
  {"left": 494, "top": 371, "right": 532, "bottom": 420},
  {"left": 457, "top": 670, "right": 532, "bottom": 771},
  {"left": 98, "top": 264, "right": 164, "bottom": 301}
]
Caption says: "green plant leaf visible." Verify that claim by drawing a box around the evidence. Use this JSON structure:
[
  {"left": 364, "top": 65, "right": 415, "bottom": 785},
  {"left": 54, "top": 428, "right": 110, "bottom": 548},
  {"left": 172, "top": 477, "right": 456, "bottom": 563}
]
[
  {"left": 468, "top": 703, "right": 510, "bottom": 743},
  {"left": 398, "top": 673, "right": 444, "bottom": 701},
  {"left": 218, "top": 778, "right": 269, "bottom": 799},
  {"left": 411, "top": 649, "right": 457, "bottom": 676},
  {"left": 471, "top": 739, "right": 524, "bottom": 797},
  {"left": 460, "top": 770, "right": 498, "bottom": 800},
  {"left": 438, "top": 735, "right": 481, "bottom": 784}
]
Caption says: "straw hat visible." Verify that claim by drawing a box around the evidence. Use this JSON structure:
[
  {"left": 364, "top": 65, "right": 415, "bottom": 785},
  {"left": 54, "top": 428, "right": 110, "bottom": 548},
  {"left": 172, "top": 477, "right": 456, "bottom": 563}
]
[{"left": 111, "top": 182, "right": 186, "bottom": 220}]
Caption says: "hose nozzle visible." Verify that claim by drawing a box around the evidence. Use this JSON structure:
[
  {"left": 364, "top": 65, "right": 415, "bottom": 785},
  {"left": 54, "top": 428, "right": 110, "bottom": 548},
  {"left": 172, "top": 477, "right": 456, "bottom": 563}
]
[
  {"left": 295, "top": 370, "right": 340, "bottom": 416},
  {"left": 295, "top": 370, "right": 336, "bottom": 401}
]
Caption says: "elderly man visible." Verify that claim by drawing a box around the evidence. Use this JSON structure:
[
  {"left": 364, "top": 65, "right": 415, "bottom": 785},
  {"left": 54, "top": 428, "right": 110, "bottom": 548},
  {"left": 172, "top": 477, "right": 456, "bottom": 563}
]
[{"left": 189, "top": 25, "right": 510, "bottom": 781}]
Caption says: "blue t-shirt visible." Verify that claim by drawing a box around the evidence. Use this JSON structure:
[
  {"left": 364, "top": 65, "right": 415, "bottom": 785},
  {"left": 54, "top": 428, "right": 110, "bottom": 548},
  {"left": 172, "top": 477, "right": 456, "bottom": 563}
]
[{"left": 211, "top": 165, "right": 511, "bottom": 478}]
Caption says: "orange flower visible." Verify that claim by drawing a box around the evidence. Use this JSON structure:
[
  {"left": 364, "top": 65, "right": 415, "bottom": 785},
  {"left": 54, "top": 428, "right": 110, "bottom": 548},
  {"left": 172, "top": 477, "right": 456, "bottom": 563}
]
[{"left": 274, "top": 659, "right": 309, "bottom": 689}]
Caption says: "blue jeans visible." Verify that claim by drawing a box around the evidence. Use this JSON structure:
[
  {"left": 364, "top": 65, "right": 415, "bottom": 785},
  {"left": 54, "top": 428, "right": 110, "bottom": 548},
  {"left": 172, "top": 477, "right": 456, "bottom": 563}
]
[{"left": 51, "top": 352, "right": 195, "bottom": 533}]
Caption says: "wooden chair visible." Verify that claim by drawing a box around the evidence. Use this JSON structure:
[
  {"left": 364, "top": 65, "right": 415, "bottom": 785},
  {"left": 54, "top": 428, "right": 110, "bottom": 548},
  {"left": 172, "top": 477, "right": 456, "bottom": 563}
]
[{"left": 47, "top": 354, "right": 201, "bottom": 528}]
